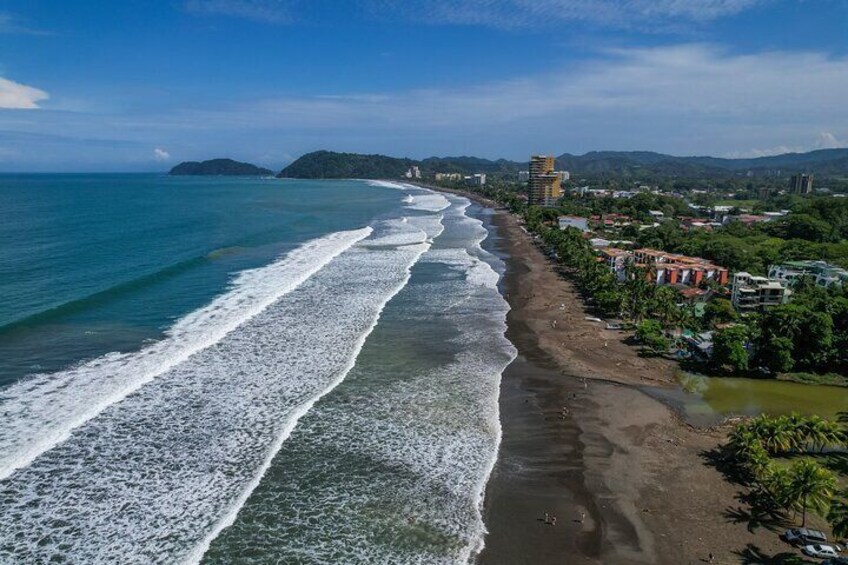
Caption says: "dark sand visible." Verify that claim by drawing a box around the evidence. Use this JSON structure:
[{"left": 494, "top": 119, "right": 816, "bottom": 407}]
[{"left": 423, "top": 186, "right": 791, "bottom": 565}]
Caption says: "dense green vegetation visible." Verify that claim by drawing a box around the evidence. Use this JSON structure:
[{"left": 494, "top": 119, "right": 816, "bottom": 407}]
[
  {"left": 725, "top": 414, "right": 846, "bottom": 531},
  {"left": 169, "top": 158, "right": 272, "bottom": 176},
  {"left": 458, "top": 181, "right": 848, "bottom": 381},
  {"left": 713, "top": 283, "right": 848, "bottom": 377},
  {"left": 279, "top": 149, "right": 848, "bottom": 184}
]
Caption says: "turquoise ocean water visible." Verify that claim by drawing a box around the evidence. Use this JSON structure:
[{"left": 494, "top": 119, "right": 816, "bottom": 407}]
[{"left": 0, "top": 175, "right": 515, "bottom": 563}]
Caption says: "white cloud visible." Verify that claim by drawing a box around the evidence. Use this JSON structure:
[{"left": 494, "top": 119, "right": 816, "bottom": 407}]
[
  {"left": 4, "top": 43, "right": 848, "bottom": 164},
  {"left": 153, "top": 147, "right": 171, "bottom": 161},
  {"left": 0, "top": 77, "right": 49, "bottom": 109},
  {"left": 184, "top": 0, "right": 292, "bottom": 23},
  {"left": 373, "top": 0, "right": 764, "bottom": 29},
  {"left": 814, "top": 131, "right": 847, "bottom": 150},
  {"left": 726, "top": 132, "right": 847, "bottom": 158},
  {"left": 0, "top": 12, "right": 50, "bottom": 35}
]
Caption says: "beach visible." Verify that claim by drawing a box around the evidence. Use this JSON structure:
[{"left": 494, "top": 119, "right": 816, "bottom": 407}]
[{"left": 430, "top": 186, "right": 791, "bottom": 564}]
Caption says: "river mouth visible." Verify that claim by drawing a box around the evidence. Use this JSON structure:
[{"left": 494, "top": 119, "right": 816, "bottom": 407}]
[{"left": 642, "top": 372, "right": 848, "bottom": 428}]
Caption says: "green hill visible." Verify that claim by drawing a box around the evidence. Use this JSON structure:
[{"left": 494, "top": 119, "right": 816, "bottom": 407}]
[
  {"left": 169, "top": 158, "right": 273, "bottom": 176},
  {"left": 278, "top": 149, "right": 848, "bottom": 180},
  {"left": 278, "top": 151, "right": 416, "bottom": 179}
]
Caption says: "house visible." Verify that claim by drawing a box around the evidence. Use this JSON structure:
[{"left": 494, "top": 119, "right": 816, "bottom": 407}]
[
  {"left": 768, "top": 260, "right": 848, "bottom": 288},
  {"left": 558, "top": 215, "right": 590, "bottom": 232},
  {"left": 731, "top": 272, "right": 791, "bottom": 312},
  {"left": 599, "top": 248, "right": 633, "bottom": 281}
]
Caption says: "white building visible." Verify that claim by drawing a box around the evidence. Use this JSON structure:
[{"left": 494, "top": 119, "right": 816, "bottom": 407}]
[
  {"left": 768, "top": 261, "right": 848, "bottom": 288},
  {"left": 558, "top": 215, "right": 590, "bottom": 232},
  {"left": 518, "top": 171, "right": 530, "bottom": 183},
  {"left": 465, "top": 173, "right": 486, "bottom": 186},
  {"left": 556, "top": 171, "right": 570, "bottom": 182},
  {"left": 731, "top": 272, "right": 791, "bottom": 312},
  {"left": 405, "top": 166, "right": 421, "bottom": 179}
]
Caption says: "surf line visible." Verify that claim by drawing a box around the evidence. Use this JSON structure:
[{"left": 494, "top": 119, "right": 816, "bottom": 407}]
[
  {"left": 182, "top": 226, "right": 436, "bottom": 564},
  {"left": 0, "top": 228, "right": 373, "bottom": 483}
]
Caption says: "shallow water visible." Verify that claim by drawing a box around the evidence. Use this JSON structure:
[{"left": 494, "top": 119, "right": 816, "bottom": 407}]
[{"left": 645, "top": 373, "right": 848, "bottom": 427}]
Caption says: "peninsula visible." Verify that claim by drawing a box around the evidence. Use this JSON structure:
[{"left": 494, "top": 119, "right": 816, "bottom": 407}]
[{"left": 169, "top": 158, "right": 273, "bottom": 176}]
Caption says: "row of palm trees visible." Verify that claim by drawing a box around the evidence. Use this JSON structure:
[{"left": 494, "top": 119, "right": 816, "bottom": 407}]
[
  {"left": 531, "top": 215, "right": 692, "bottom": 328},
  {"left": 727, "top": 413, "right": 847, "bottom": 532}
]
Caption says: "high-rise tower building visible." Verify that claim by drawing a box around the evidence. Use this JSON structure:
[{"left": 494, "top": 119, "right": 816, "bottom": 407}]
[
  {"left": 789, "top": 173, "right": 814, "bottom": 195},
  {"left": 528, "top": 155, "right": 561, "bottom": 205}
]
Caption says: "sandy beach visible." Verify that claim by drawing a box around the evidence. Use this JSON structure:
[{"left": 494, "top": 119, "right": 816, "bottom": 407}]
[{"left": 426, "top": 186, "right": 791, "bottom": 564}]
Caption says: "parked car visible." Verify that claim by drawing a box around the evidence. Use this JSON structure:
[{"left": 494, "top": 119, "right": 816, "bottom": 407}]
[
  {"left": 784, "top": 528, "right": 828, "bottom": 545},
  {"left": 802, "top": 544, "right": 840, "bottom": 559}
]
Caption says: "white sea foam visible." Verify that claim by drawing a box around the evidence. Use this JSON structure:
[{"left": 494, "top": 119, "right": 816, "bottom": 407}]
[
  {"left": 0, "top": 228, "right": 372, "bottom": 482},
  {"left": 367, "top": 180, "right": 451, "bottom": 212},
  {"left": 0, "top": 220, "right": 434, "bottom": 563},
  {"left": 196, "top": 192, "right": 516, "bottom": 564},
  {"left": 0, "top": 186, "right": 515, "bottom": 565}
]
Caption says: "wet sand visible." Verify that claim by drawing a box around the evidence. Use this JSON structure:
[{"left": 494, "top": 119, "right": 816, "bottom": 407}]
[{"left": 424, "top": 186, "right": 790, "bottom": 565}]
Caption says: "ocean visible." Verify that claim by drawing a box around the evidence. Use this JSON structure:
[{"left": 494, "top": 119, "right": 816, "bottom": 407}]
[{"left": 0, "top": 175, "right": 516, "bottom": 563}]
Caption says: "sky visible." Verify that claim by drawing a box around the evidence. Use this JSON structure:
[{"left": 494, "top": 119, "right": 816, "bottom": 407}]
[{"left": 1, "top": 0, "right": 847, "bottom": 171}]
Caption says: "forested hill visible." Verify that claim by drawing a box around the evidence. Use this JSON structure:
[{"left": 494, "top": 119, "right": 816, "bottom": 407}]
[
  {"left": 278, "top": 151, "right": 418, "bottom": 179},
  {"left": 169, "top": 158, "right": 273, "bottom": 176},
  {"left": 278, "top": 149, "right": 848, "bottom": 179},
  {"left": 554, "top": 148, "right": 848, "bottom": 177}
]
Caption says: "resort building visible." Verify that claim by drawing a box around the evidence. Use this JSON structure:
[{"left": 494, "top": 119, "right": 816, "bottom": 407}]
[
  {"left": 434, "top": 172, "right": 462, "bottom": 182},
  {"left": 731, "top": 272, "right": 791, "bottom": 312},
  {"left": 528, "top": 155, "right": 562, "bottom": 206},
  {"left": 558, "top": 215, "right": 590, "bottom": 232},
  {"left": 556, "top": 171, "right": 570, "bottom": 182},
  {"left": 789, "top": 173, "right": 814, "bottom": 195},
  {"left": 632, "top": 249, "right": 729, "bottom": 287},
  {"left": 464, "top": 173, "right": 487, "bottom": 186},
  {"left": 518, "top": 170, "right": 530, "bottom": 183},
  {"left": 598, "top": 248, "right": 632, "bottom": 281},
  {"left": 405, "top": 166, "right": 421, "bottom": 179},
  {"left": 768, "top": 260, "right": 848, "bottom": 288}
]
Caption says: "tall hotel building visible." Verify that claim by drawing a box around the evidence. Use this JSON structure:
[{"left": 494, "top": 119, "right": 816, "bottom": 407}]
[{"left": 528, "top": 155, "right": 561, "bottom": 205}]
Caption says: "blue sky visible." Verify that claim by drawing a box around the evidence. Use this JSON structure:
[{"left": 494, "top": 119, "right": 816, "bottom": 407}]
[{"left": 1, "top": 0, "right": 847, "bottom": 171}]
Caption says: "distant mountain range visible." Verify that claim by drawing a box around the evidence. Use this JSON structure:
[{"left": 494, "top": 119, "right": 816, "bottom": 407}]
[
  {"left": 169, "top": 158, "right": 272, "bottom": 176},
  {"left": 279, "top": 149, "right": 848, "bottom": 180}
]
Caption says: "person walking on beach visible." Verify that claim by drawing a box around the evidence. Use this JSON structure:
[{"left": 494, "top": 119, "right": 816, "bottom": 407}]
[
  {"left": 544, "top": 512, "right": 550, "bottom": 524},
  {"left": 708, "top": 552, "right": 714, "bottom": 563},
  {"left": 551, "top": 515, "right": 557, "bottom": 526},
  {"left": 579, "top": 511, "right": 585, "bottom": 523}
]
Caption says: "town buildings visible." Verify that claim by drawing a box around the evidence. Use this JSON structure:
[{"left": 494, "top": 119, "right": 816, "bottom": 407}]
[
  {"left": 731, "top": 272, "right": 791, "bottom": 312},
  {"left": 434, "top": 172, "right": 462, "bottom": 182},
  {"left": 789, "top": 173, "right": 814, "bottom": 195},
  {"left": 769, "top": 260, "right": 848, "bottom": 288},
  {"left": 518, "top": 170, "right": 530, "bottom": 183},
  {"left": 528, "top": 155, "right": 562, "bottom": 205},
  {"left": 598, "top": 248, "right": 728, "bottom": 288},
  {"left": 465, "top": 173, "right": 486, "bottom": 186},
  {"left": 405, "top": 166, "right": 421, "bottom": 179}
]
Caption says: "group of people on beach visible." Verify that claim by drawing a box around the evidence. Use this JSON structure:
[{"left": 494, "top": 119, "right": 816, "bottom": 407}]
[{"left": 542, "top": 511, "right": 586, "bottom": 526}]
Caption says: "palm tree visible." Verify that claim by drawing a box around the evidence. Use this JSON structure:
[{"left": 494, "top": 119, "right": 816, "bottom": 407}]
[
  {"left": 785, "top": 460, "right": 837, "bottom": 527},
  {"left": 828, "top": 495, "right": 848, "bottom": 540}
]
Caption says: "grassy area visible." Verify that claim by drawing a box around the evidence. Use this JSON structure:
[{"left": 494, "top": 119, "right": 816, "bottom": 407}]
[{"left": 777, "top": 372, "right": 848, "bottom": 387}]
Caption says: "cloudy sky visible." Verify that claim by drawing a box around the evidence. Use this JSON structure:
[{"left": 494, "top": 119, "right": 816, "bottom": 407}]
[{"left": 1, "top": 0, "right": 847, "bottom": 171}]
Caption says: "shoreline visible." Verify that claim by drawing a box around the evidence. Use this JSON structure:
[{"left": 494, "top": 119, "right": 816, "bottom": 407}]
[{"left": 424, "top": 184, "right": 789, "bottom": 564}]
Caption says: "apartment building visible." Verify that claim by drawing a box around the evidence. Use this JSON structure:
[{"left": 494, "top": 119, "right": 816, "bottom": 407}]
[
  {"left": 731, "top": 272, "right": 791, "bottom": 312},
  {"left": 528, "top": 155, "right": 561, "bottom": 206}
]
